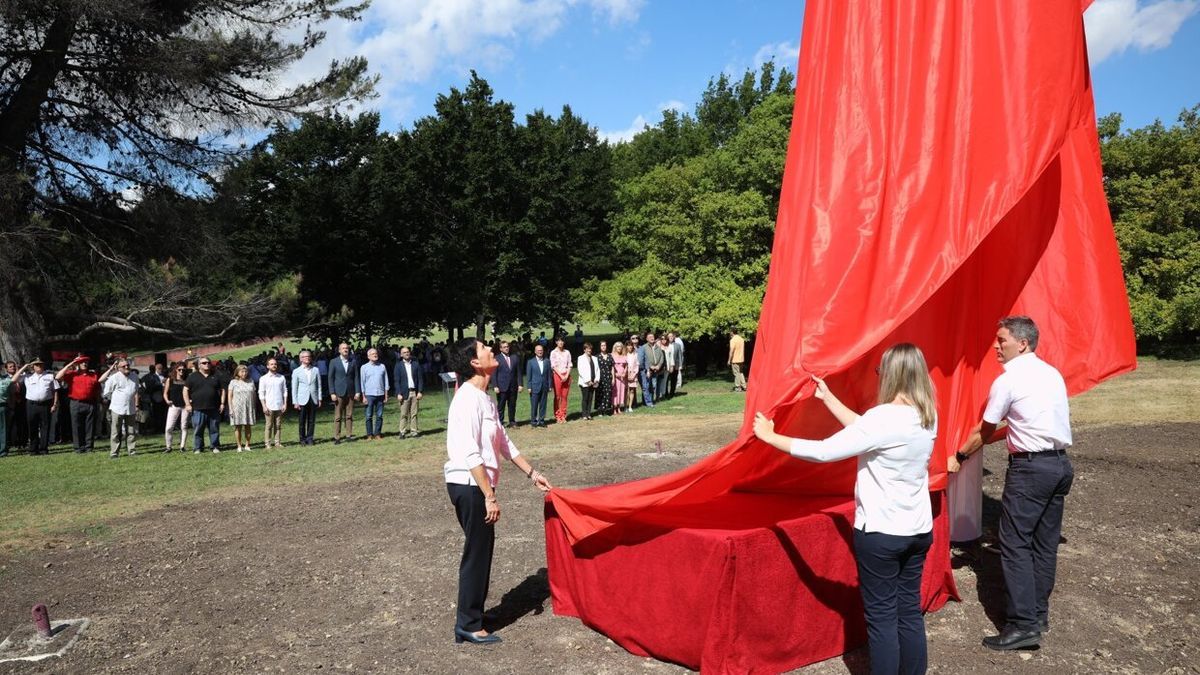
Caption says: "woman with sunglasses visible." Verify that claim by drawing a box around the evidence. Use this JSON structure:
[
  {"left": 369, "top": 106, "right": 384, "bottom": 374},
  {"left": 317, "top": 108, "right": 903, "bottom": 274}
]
[
  {"left": 164, "top": 362, "right": 190, "bottom": 452},
  {"left": 753, "top": 343, "right": 938, "bottom": 675}
]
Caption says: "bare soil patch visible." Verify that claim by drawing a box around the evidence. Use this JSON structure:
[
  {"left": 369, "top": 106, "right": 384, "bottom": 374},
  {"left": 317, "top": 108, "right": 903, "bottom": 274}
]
[{"left": 1, "top": 415, "right": 1196, "bottom": 673}]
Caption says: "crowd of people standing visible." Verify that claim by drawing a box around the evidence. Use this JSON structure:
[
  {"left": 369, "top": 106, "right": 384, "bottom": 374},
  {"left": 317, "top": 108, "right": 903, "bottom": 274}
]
[{"left": 0, "top": 327, "right": 752, "bottom": 458}]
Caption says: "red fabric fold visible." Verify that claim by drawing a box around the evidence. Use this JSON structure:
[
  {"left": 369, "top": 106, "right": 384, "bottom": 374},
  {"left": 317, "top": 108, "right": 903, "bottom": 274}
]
[{"left": 546, "top": 0, "right": 1135, "bottom": 670}]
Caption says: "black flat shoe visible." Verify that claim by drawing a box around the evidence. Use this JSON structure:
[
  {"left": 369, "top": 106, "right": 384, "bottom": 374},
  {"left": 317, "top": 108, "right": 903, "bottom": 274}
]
[
  {"left": 982, "top": 626, "right": 1041, "bottom": 651},
  {"left": 454, "top": 627, "right": 502, "bottom": 644}
]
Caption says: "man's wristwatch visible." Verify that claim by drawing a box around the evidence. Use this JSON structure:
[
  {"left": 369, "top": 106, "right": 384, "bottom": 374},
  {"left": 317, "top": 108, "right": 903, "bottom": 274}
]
[
  {"left": 955, "top": 451, "right": 970, "bottom": 464},
  {"left": 485, "top": 494, "right": 497, "bottom": 503}
]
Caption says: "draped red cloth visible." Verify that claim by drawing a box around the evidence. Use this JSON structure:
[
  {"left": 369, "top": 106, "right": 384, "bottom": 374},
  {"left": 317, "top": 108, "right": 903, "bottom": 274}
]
[{"left": 545, "top": 1, "right": 1135, "bottom": 671}]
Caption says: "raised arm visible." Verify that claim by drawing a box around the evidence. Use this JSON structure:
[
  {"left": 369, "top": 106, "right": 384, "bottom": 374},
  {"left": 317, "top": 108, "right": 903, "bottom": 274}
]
[
  {"left": 753, "top": 411, "right": 881, "bottom": 464},
  {"left": 812, "top": 375, "right": 858, "bottom": 427}
]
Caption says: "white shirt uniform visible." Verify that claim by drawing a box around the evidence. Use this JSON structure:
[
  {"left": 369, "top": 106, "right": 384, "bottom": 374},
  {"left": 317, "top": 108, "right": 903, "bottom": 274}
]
[
  {"left": 444, "top": 381, "right": 520, "bottom": 488},
  {"left": 982, "top": 352, "right": 1072, "bottom": 454},
  {"left": 789, "top": 404, "right": 936, "bottom": 536},
  {"left": 23, "top": 372, "right": 58, "bottom": 402}
]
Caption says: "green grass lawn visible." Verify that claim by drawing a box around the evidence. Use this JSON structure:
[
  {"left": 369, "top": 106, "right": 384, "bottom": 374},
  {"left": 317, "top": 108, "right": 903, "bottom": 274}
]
[
  {"left": 3, "top": 357, "right": 1194, "bottom": 552},
  {"left": 0, "top": 372, "right": 742, "bottom": 549}
]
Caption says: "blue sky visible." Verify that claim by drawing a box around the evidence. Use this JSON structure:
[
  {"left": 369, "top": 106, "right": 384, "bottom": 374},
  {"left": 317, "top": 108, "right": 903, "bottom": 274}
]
[{"left": 291, "top": 0, "right": 1199, "bottom": 138}]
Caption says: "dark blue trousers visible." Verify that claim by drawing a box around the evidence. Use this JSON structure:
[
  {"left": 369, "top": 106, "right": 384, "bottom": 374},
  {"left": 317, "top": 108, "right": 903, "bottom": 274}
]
[
  {"left": 1000, "top": 451, "right": 1074, "bottom": 631},
  {"left": 853, "top": 528, "right": 932, "bottom": 675},
  {"left": 529, "top": 390, "right": 547, "bottom": 425},
  {"left": 191, "top": 409, "right": 220, "bottom": 450}
]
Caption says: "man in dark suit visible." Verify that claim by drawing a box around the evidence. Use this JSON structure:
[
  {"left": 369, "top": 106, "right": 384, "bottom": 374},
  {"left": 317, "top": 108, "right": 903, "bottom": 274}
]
[
  {"left": 327, "top": 342, "right": 359, "bottom": 444},
  {"left": 524, "top": 344, "right": 551, "bottom": 428},
  {"left": 492, "top": 340, "right": 523, "bottom": 427},
  {"left": 392, "top": 345, "right": 424, "bottom": 437},
  {"left": 140, "top": 362, "right": 169, "bottom": 433}
]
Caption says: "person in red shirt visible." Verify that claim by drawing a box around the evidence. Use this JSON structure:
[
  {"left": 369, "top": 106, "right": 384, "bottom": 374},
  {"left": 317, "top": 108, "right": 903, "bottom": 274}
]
[{"left": 56, "top": 355, "right": 102, "bottom": 453}]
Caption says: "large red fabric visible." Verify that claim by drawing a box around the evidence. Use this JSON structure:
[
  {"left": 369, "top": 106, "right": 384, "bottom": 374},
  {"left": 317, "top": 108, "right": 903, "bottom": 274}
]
[
  {"left": 546, "top": 491, "right": 956, "bottom": 673},
  {"left": 546, "top": 1, "right": 1135, "bottom": 671}
]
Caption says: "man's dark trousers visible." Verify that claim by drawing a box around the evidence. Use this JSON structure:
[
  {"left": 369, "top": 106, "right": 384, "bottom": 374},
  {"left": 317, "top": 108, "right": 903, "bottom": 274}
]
[
  {"left": 529, "top": 391, "right": 547, "bottom": 426},
  {"left": 496, "top": 388, "right": 518, "bottom": 425},
  {"left": 999, "top": 451, "right": 1074, "bottom": 631},
  {"left": 26, "top": 400, "right": 52, "bottom": 454},
  {"left": 69, "top": 399, "right": 96, "bottom": 452},
  {"left": 298, "top": 401, "right": 317, "bottom": 443}
]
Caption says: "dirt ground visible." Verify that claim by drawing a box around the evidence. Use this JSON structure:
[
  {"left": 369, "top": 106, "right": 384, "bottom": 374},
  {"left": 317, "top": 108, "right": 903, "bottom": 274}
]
[{"left": 1, "top": 414, "right": 1197, "bottom": 674}]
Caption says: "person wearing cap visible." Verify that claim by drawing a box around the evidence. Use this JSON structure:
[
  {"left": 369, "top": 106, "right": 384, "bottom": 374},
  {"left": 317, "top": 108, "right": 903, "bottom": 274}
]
[
  {"left": 949, "top": 315, "right": 1074, "bottom": 652},
  {"left": 56, "top": 355, "right": 102, "bottom": 453},
  {"left": 13, "top": 358, "right": 58, "bottom": 455},
  {"left": 100, "top": 358, "right": 140, "bottom": 457}
]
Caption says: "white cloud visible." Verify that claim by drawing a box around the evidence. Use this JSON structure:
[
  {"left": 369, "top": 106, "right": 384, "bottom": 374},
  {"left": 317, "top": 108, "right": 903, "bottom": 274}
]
[
  {"left": 1084, "top": 0, "right": 1199, "bottom": 64},
  {"left": 599, "top": 101, "right": 688, "bottom": 144},
  {"left": 270, "top": 0, "right": 643, "bottom": 122},
  {"left": 659, "top": 99, "right": 688, "bottom": 114},
  {"left": 587, "top": 0, "right": 645, "bottom": 24},
  {"left": 751, "top": 40, "right": 801, "bottom": 70},
  {"left": 599, "top": 114, "right": 649, "bottom": 144}
]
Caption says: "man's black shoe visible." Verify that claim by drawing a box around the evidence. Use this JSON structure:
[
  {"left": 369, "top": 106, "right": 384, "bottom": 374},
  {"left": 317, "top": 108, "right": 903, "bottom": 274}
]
[{"left": 982, "top": 626, "right": 1041, "bottom": 651}]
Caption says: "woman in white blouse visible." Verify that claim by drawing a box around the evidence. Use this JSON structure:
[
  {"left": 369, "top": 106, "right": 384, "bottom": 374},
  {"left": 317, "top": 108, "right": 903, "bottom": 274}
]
[
  {"left": 444, "top": 338, "right": 553, "bottom": 645},
  {"left": 753, "top": 343, "right": 937, "bottom": 675}
]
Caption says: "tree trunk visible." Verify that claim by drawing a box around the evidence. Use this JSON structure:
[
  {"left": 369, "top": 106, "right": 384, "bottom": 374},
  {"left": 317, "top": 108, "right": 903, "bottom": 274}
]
[
  {"left": 0, "top": 10, "right": 77, "bottom": 173},
  {"left": 0, "top": 279, "right": 47, "bottom": 361},
  {"left": 475, "top": 314, "right": 486, "bottom": 341}
]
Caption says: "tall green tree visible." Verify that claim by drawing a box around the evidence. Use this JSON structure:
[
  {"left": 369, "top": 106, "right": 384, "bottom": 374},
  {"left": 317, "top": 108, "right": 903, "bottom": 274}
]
[
  {"left": 0, "top": 0, "right": 374, "bottom": 358},
  {"left": 513, "top": 105, "right": 615, "bottom": 329},
  {"left": 1100, "top": 106, "right": 1200, "bottom": 343},
  {"left": 215, "top": 113, "right": 404, "bottom": 339},
  {"left": 583, "top": 65, "right": 794, "bottom": 338}
]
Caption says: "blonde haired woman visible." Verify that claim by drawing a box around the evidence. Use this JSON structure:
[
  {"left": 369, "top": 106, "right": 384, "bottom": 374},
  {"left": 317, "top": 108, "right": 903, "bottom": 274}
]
[
  {"left": 753, "top": 343, "right": 937, "bottom": 675},
  {"left": 227, "top": 365, "right": 257, "bottom": 452},
  {"left": 611, "top": 342, "right": 628, "bottom": 414}
]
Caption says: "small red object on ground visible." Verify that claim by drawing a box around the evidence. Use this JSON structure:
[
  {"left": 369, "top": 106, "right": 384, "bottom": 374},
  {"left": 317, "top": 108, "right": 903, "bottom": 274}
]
[{"left": 31, "top": 605, "right": 51, "bottom": 639}]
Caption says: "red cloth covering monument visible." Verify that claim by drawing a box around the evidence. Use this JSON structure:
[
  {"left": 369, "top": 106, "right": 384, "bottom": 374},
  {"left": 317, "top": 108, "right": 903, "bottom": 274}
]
[{"left": 545, "top": 1, "right": 1136, "bottom": 671}]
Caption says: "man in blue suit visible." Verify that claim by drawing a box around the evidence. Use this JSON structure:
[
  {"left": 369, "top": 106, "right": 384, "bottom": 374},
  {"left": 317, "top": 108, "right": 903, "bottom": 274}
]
[
  {"left": 492, "top": 340, "right": 523, "bottom": 427},
  {"left": 392, "top": 346, "right": 424, "bottom": 438},
  {"left": 524, "top": 344, "right": 551, "bottom": 428},
  {"left": 327, "top": 342, "right": 358, "bottom": 444}
]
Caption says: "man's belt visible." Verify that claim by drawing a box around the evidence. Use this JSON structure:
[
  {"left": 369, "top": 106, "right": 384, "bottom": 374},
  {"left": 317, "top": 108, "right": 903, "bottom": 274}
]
[{"left": 1008, "top": 448, "right": 1068, "bottom": 461}]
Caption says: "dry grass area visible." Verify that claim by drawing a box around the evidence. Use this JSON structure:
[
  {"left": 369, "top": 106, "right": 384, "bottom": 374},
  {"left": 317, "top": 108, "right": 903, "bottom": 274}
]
[{"left": 1070, "top": 358, "right": 1199, "bottom": 428}]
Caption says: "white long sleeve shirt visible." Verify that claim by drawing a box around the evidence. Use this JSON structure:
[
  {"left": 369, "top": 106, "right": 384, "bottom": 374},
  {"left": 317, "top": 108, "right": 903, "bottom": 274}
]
[
  {"left": 103, "top": 372, "right": 139, "bottom": 416},
  {"left": 789, "top": 403, "right": 935, "bottom": 536},
  {"left": 258, "top": 372, "right": 288, "bottom": 412},
  {"left": 444, "top": 381, "right": 520, "bottom": 488}
]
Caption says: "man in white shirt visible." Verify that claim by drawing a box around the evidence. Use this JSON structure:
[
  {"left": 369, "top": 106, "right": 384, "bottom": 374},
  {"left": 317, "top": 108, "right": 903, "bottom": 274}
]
[
  {"left": 258, "top": 358, "right": 289, "bottom": 448},
  {"left": 575, "top": 343, "right": 599, "bottom": 420},
  {"left": 100, "top": 359, "right": 140, "bottom": 457},
  {"left": 949, "top": 316, "right": 1074, "bottom": 651},
  {"left": 12, "top": 358, "right": 58, "bottom": 455}
]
